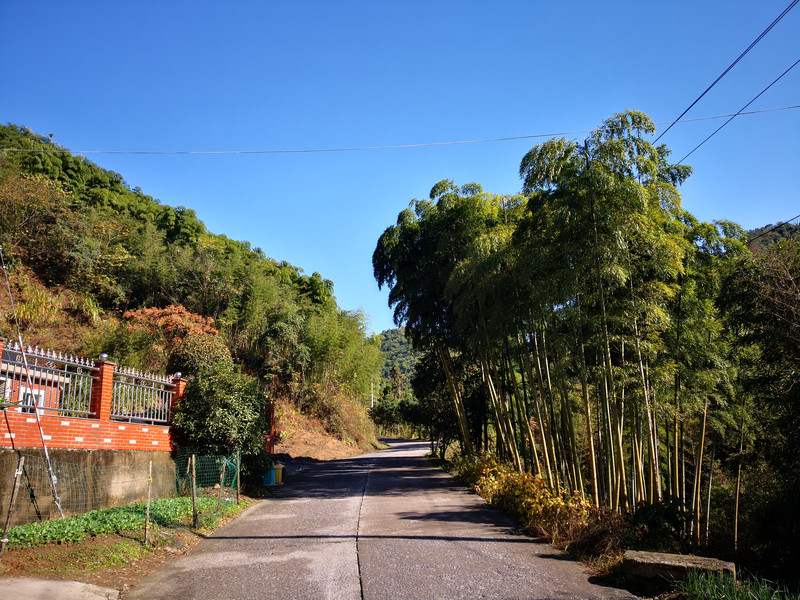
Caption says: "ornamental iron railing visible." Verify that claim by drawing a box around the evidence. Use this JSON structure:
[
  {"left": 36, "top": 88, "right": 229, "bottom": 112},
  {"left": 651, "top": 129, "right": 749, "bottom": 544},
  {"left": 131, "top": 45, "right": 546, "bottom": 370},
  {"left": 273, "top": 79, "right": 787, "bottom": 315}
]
[
  {"left": 0, "top": 341, "right": 97, "bottom": 417},
  {"left": 111, "top": 367, "right": 175, "bottom": 424},
  {"left": 0, "top": 339, "right": 181, "bottom": 424}
]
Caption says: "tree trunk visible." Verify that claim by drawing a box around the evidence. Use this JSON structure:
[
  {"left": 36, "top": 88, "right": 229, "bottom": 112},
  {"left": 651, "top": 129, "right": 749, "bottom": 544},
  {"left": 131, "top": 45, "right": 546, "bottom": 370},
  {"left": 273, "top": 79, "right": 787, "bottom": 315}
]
[
  {"left": 578, "top": 338, "right": 600, "bottom": 506},
  {"left": 692, "top": 400, "right": 708, "bottom": 545},
  {"left": 436, "top": 342, "right": 473, "bottom": 454}
]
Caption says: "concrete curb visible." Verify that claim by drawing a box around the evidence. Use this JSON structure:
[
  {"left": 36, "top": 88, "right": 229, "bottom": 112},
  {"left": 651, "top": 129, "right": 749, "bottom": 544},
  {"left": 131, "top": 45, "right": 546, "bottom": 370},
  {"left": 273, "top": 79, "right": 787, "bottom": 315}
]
[{"left": 0, "top": 577, "right": 119, "bottom": 599}]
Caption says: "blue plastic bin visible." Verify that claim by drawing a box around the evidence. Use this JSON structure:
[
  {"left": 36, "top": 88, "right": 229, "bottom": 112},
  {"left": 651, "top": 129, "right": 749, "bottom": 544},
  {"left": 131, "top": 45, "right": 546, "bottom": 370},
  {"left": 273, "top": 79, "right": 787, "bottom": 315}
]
[{"left": 263, "top": 466, "right": 276, "bottom": 485}]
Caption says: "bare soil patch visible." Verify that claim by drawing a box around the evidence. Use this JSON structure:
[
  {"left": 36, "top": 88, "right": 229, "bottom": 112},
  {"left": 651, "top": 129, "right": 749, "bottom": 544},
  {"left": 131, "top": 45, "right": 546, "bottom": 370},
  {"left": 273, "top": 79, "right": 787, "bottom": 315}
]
[
  {"left": 274, "top": 400, "right": 376, "bottom": 461},
  {"left": 274, "top": 423, "right": 367, "bottom": 461}
]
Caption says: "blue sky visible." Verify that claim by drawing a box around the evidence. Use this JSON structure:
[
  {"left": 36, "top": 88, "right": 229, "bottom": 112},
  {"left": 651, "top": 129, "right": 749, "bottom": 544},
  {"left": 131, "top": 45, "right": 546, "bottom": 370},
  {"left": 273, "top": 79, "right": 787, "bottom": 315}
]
[{"left": 2, "top": 1, "right": 798, "bottom": 335}]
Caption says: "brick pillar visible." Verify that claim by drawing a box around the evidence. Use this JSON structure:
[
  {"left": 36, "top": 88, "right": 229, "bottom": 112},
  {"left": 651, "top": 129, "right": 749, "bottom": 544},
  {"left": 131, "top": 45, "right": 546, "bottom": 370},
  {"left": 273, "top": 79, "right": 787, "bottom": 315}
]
[
  {"left": 264, "top": 402, "right": 276, "bottom": 454},
  {"left": 170, "top": 374, "right": 187, "bottom": 420},
  {"left": 90, "top": 355, "right": 116, "bottom": 422}
]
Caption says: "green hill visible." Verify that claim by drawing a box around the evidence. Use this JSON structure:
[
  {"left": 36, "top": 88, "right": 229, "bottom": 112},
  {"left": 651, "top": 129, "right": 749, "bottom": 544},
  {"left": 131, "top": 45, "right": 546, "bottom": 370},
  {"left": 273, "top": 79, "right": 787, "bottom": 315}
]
[
  {"left": 379, "top": 327, "right": 417, "bottom": 380},
  {"left": 0, "top": 123, "right": 382, "bottom": 450},
  {"left": 748, "top": 221, "right": 800, "bottom": 253}
]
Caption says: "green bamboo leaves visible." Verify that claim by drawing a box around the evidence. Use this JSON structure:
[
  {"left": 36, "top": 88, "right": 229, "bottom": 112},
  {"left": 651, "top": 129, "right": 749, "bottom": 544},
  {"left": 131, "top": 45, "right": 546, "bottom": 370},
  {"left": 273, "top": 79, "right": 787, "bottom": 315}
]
[{"left": 374, "top": 110, "right": 748, "bottom": 521}]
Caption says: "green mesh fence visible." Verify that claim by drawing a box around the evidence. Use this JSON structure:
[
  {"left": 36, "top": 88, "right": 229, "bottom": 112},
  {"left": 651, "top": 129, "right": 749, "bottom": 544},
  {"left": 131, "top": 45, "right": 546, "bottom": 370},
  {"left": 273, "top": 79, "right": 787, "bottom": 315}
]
[
  {"left": 0, "top": 450, "right": 239, "bottom": 531},
  {"left": 174, "top": 449, "right": 239, "bottom": 496}
]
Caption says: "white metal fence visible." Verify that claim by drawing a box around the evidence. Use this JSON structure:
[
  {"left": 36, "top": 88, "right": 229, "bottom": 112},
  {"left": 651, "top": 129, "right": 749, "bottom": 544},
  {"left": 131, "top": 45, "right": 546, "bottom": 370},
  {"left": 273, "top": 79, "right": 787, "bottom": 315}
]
[
  {"left": 0, "top": 342, "right": 97, "bottom": 417},
  {"left": 0, "top": 340, "right": 178, "bottom": 424},
  {"left": 112, "top": 367, "right": 174, "bottom": 424}
]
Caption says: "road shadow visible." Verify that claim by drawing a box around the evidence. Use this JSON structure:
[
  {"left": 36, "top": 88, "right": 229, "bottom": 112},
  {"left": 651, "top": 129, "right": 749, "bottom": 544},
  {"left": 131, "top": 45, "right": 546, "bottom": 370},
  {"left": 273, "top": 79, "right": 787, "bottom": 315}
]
[{"left": 268, "top": 440, "right": 452, "bottom": 501}]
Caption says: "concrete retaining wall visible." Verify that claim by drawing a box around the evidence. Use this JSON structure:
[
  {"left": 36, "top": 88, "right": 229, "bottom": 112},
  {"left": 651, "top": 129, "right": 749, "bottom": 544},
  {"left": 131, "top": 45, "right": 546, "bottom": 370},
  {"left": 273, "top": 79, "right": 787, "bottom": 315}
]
[{"left": 0, "top": 448, "right": 177, "bottom": 528}]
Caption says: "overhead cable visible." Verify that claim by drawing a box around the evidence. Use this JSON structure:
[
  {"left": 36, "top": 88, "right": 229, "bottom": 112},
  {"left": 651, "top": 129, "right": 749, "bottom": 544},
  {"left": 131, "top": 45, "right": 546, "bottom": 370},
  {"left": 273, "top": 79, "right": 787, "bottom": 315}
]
[
  {"left": 655, "top": 0, "right": 799, "bottom": 142},
  {"left": 1, "top": 105, "right": 798, "bottom": 156},
  {"left": 676, "top": 58, "right": 800, "bottom": 164}
]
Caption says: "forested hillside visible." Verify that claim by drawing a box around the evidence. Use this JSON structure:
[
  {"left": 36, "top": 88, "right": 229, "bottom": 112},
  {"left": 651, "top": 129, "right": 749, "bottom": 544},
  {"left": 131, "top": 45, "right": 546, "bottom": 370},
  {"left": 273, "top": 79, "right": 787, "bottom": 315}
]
[
  {"left": 0, "top": 123, "right": 382, "bottom": 452},
  {"left": 748, "top": 221, "right": 799, "bottom": 253},
  {"left": 374, "top": 110, "right": 800, "bottom": 583},
  {"left": 379, "top": 328, "right": 416, "bottom": 379}
]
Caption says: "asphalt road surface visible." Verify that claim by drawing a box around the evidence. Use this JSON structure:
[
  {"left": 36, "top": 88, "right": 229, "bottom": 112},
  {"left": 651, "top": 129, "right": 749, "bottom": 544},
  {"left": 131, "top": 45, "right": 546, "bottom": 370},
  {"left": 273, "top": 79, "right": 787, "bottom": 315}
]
[{"left": 126, "top": 440, "right": 637, "bottom": 600}]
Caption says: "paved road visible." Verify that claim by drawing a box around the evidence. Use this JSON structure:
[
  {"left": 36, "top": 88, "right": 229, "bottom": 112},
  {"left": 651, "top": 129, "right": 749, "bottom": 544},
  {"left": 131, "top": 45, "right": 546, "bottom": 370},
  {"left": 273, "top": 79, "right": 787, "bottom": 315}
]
[{"left": 126, "top": 440, "right": 636, "bottom": 599}]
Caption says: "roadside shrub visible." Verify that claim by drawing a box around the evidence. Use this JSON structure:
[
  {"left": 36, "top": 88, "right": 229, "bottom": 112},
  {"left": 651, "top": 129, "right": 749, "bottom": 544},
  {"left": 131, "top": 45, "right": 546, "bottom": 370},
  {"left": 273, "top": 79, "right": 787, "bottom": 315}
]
[
  {"left": 167, "top": 332, "right": 233, "bottom": 375},
  {"left": 171, "top": 362, "right": 269, "bottom": 455},
  {"left": 240, "top": 448, "right": 274, "bottom": 483},
  {"left": 84, "top": 318, "right": 167, "bottom": 372},
  {"left": 449, "top": 454, "right": 626, "bottom": 559},
  {"left": 626, "top": 498, "right": 690, "bottom": 553},
  {"left": 87, "top": 305, "right": 224, "bottom": 374},
  {"left": 473, "top": 459, "right": 592, "bottom": 544}
]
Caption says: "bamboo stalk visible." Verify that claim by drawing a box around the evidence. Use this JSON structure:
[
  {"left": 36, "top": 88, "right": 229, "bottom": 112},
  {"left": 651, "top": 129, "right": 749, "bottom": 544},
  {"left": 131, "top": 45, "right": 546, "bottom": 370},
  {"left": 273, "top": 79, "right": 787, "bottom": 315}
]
[
  {"left": 578, "top": 338, "right": 599, "bottom": 506},
  {"left": 530, "top": 333, "right": 557, "bottom": 488},
  {"left": 516, "top": 346, "right": 542, "bottom": 477},
  {"left": 436, "top": 342, "right": 473, "bottom": 454},
  {"left": 693, "top": 400, "right": 708, "bottom": 544},
  {"left": 705, "top": 447, "right": 714, "bottom": 546}
]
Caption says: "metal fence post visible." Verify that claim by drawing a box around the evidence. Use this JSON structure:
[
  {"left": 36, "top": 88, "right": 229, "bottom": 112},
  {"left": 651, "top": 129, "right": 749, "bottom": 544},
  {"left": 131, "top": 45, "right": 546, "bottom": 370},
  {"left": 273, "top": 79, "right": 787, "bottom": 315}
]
[
  {"left": 216, "top": 461, "right": 227, "bottom": 514},
  {"left": 191, "top": 455, "right": 198, "bottom": 528},
  {"left": 144, "top": 460, "right": 153, "bottom": 544},
  {"left": 236, "top": 451, "right": 241, "bottom": 504}
]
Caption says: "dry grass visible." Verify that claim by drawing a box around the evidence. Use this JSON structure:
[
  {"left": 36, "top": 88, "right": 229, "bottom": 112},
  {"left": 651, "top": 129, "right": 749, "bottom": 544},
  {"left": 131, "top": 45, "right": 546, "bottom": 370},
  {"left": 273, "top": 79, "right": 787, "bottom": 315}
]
[
  {"left": 274, "top": 397, "right": 378, "bottom": 461},
  {"left": 0, "top": 267, "right": 96, "bottom": 353}
]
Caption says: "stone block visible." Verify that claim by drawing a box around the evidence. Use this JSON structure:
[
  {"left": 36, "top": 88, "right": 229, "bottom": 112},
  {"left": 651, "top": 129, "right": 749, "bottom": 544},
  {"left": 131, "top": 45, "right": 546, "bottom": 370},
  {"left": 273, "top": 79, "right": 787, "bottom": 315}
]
[{"left": 623, "top": 550, "right": 735, "bottom": 593}]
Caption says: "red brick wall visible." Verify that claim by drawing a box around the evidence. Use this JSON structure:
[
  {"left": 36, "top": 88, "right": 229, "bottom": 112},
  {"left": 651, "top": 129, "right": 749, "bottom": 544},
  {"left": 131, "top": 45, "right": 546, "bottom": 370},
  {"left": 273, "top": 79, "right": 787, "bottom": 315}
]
[
  {"left": 1, "top": 340, "right": 275, "bottom": 455},
  {"left": 1, "top": 410, "right": 172, "bottom": 451},
  {"left": 1, "top": 339, "right": 181, "bottom": 452}
]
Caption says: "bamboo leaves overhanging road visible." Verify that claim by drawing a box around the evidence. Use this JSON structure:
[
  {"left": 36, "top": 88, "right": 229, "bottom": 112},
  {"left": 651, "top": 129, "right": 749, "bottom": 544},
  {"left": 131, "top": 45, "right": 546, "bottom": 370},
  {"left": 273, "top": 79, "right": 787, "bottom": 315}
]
[{"left": 373, "top": 110, "right": 748, "bottom": 521}]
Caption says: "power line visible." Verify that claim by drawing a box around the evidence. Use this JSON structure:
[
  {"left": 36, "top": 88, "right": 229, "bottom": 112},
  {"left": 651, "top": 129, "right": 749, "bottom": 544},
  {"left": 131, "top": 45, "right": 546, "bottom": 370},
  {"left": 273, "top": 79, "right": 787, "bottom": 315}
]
[
  {"left": 1, "top": 105, "right": 798, "bottom": 156},
  {"left": 676, "top": 58, "right": 800, "bottom": 164},
  {"left": 655, "top": 0, "right": 799, "bottom": 143}
]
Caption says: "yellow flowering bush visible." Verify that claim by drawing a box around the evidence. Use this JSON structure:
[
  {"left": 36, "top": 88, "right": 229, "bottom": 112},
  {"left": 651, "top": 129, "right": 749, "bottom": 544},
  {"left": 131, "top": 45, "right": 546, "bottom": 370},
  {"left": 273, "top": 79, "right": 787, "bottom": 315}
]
[{"left": 450, "top": 454, "right": 622, "bottom": 557}]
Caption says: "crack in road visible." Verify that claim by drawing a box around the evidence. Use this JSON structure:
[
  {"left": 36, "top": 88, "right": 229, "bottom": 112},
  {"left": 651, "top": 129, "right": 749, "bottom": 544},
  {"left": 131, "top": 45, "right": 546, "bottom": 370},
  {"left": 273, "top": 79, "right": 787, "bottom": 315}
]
[{"left": 355, "top": 459, "right": 373, "bottom": 600}]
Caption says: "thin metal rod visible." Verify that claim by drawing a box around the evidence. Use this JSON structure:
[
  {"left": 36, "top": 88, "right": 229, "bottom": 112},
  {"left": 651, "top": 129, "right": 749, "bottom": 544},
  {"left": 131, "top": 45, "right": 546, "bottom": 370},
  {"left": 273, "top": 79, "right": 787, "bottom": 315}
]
[
  {"left": 0, "top": 247, "right": 63, "bottom": 517},
  {"left": 1, "top": 455, "right": 26, "bottom": 558}
]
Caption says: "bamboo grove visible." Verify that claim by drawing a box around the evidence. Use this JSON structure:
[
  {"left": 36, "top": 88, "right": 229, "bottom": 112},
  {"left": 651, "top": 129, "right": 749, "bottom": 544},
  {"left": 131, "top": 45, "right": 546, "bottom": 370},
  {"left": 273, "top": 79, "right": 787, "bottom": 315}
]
[{"left": 374, "top": 111, "right": 753, "bottom": 533}]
